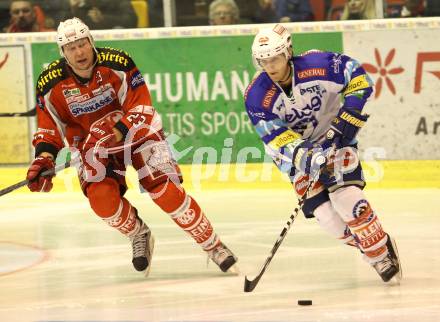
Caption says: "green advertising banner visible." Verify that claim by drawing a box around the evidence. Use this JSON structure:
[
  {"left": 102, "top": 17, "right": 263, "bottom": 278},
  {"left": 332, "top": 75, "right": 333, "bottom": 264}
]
[{"left": 31, "top": 33, "right": 342, "bottom": 164}]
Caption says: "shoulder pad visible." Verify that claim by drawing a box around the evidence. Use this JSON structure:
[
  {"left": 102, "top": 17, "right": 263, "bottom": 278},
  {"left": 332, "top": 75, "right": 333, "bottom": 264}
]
[
  {"left": 294, "top": 50, "right": 333, "bottom": 65},
  {"left": 299, "top": 49, "right": 325, "bottom": 56},
  {"left": 245, "top": 72, "right": 279, "bottom": 110},
  {"left": 294, "top": 51, "right": 334, "bottom": 81},
  {"left": 96, "top": 47, "right": 135, "bottom": 71},
  {"left": 36, "top": 59, "right": 68, "bottom": 96}
]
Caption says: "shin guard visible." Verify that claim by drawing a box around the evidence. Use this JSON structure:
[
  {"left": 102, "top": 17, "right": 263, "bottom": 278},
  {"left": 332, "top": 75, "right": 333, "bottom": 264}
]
[
  {"left": 150, "top": 181, "right": 220, "bottom": 251},
  {"left": 314, "top": 201, "right": 357, "bottom": 247},
  {"left": 330, "top": 186, "right": 388, "bottom": 263},
  {"left": 87, "top": 179, "right": 142, "bottom": 237}
]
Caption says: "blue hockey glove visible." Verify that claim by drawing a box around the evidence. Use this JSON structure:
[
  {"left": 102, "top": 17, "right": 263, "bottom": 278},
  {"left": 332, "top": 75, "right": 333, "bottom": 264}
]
[
  {"left": 291, "top": 140, "right": 326, "bottom": 177},
  {"left": 326, "top": 107, "right": 369, "bottom": 147}
]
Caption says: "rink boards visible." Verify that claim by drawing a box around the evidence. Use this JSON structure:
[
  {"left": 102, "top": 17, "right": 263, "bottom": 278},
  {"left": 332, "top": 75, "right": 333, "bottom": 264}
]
[
  {"left": 1, "top": 160, "right": 439, "bottom": 194},
  {"left": 0, "top": 17, "right": 440, "bottom": 164}
]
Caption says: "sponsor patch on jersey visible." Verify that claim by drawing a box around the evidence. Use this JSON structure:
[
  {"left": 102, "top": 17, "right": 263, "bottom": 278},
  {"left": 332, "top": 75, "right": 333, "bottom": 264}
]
[
  {"left": 37, "top": 67, "right": 63, "bottom": 93},
  {"left": 262, "top": 84, "right": 277, "bottom": 109},
  {"left": 344, "top": 75, "right": 370, "bottom": 95},
  {"left": 268, "top": 129, "right": 301, "bottom": 149},
  {"left": 68, "top": 87, "right": 115, "bottom": 117},
  {"left": 37, "top": 127, "right": 55, "bottom": 135},
  {"left": 66, "top": 93, "right": 90, "bottom": 104},
  {"left": 130, "top": 71, "right": 145, "bottom": 89},
  {"left": 248, "top": 110, "right": 266, "bottom": 119},
  {"left": 299, "top": 84, "right": 326, "bottom": 95},
  {"left": 297, "top": 68, "right": 327, "bottom": 79},
  {"left": 332, "top": 54, "right": 343, "bottom": 73},
  {"left": 91, "top": 83, "right": 112, "bottom": 96},
  {"left": 97, "top": 48, "right": 130, "bottom": 67},
  {"left": 62, "top": 88, "right": 80, "bottom": 98}
]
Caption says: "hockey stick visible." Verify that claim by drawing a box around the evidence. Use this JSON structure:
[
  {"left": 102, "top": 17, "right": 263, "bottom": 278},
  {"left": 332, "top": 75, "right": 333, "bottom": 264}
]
[
  {"left": 243, "top": 156, "right": 325, "bottom": 292},
  {"left": 0, "top": 135, "right": 152, "bottom": 197},
  {"left": 0, "top": 107, "right": 36, "bottom": 117},
  {"left": 0, "top": 156, "right": 80, "bottom": 197}
]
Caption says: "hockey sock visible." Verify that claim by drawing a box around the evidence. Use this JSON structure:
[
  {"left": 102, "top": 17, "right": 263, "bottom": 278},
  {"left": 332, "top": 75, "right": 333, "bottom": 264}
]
[
  {"left": 314, "top": 201, "right": 357, "bottom": 247},
  {"left": 329, "top": 186, "right": 388, "bottom": 263},
  {"left": 87, "top": 178, "right": 143, "bottom": 237},
  {"left": 149, "top": 181, "right": 220, "bottom": 251}
]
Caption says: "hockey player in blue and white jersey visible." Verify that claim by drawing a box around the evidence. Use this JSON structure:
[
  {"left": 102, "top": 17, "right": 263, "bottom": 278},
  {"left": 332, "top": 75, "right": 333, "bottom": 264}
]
[{"left": 244, "top": 24, "right": 401, "bottom": 283}]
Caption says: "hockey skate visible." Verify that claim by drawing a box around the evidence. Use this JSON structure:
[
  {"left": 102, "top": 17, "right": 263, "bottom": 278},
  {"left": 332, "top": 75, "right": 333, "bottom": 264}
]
[
  {"left": 207, "top": 242, "right": 238, "bottom": 274},
  {"left": 373, "top": 235, "right": 402, "bottom": 283},
  {"left": 130, "top": 224, "right": 155, "bottom": 276}
]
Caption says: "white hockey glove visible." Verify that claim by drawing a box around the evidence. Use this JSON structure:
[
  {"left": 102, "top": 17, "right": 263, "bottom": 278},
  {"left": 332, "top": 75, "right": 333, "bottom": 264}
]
[{"left": 291, "top": 140, "right": 326, "bottom": 177}]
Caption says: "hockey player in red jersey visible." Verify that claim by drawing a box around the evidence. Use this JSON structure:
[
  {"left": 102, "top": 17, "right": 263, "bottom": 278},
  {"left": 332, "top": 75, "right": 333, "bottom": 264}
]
[{"left": 26, "top": 17, "right": 237, "bottom": 275}]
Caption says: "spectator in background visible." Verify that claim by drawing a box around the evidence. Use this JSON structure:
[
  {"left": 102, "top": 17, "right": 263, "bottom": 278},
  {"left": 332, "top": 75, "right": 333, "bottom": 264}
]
[
  {"left": 62, "top": 0, "right": 137, "bottom": 29},
  {"left": 252, "top": 0, "right": 277, "bottom": 23},
  {"left": 148, "top": 0, "right": 164, "bottom": 27},
  {"left": 340, "top": 0, "right": 376, "bottom": 20},
  {"left": 400, "top": 0, "right": 424, "bottom": 17},
  {"left": 1, "top": 1, "right": 10, "bottom": 31},
  {"left": 275, "top": 0, "right": 314, "bottom": 22},
  {"left": 209, "top": 0, "right": 240, "bottom": 25},
  {"left": 4, "top": 0, "right": 54, "bottom": 32},
  {"left": 34, "top": 0, "right": 69, "bottom": 29},
  {"left": 424, "top": 0, "right": 440, "bottom": 17}
]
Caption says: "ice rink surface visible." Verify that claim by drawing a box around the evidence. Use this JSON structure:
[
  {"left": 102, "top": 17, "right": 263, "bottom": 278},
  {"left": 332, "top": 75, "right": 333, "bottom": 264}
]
[{"left": 0, "top": 187, "right": 439, "bottom": 322}]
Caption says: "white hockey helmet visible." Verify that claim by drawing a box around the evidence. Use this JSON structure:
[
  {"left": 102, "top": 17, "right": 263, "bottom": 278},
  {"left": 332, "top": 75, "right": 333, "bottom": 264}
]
[
  {"left": 56, "top": 17, "right": 95, "bottom": 56},
  {"left": 252, "top": 24, "right": 292, "bottom": 69}
]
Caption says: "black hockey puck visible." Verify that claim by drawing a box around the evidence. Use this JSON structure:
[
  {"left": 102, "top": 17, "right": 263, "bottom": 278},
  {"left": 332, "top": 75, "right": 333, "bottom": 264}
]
[{"left": 298, "top": 300, "right": 312, "bottom": 306}]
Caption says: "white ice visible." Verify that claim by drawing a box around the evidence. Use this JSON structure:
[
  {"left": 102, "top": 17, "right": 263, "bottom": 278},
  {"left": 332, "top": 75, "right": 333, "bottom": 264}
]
[{"left": 0, "top": 188, "right": 439, "bottom": 322}]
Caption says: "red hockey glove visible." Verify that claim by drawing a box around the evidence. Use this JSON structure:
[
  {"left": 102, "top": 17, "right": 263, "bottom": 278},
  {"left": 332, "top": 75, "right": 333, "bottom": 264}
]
[
  {"left": 82, "top": 121, "right": 118, "bottom": 180},
  {"left": 26, "top": 156, "right": 55, "bottom": 192}
]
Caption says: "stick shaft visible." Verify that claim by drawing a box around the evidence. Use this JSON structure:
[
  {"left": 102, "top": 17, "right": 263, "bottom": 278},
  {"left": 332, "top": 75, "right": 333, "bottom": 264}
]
[
  {"left": 243, "top": 177, "right": 316, "bottom": 292},
  {"left": 0, "top": 107, "right": 36, "bottom": 117}
]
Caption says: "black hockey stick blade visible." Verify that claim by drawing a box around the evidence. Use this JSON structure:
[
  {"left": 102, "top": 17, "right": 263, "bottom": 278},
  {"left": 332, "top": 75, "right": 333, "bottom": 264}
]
[
  {"left": 243, "top": 215, "right": 295, "bottom": 292},
  {"left": 243, "top": 163, "right": 326, "bottom": 292},
  {"left": 244, "top": 273, "right": 263, "bottom": 292},
  {"left": 0, "top": 107, "right": 36, "bottom": 117}
]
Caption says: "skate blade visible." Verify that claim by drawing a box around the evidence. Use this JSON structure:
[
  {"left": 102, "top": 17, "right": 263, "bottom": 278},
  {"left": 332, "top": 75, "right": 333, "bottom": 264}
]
[
  {"left": 390, "top": 237, "right": 402, "bottom": 284},
  {"left": 143, "top": 235, "right": 155, "bottom": 278},
  {"left": 226, "top": 264, "right": 240, "bottom": 276}
]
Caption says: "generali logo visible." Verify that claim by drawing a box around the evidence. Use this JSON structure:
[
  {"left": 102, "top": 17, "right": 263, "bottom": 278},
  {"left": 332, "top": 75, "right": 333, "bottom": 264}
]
[
  {"left": 297, "top": 68, "right": 327, "bottom": 79},
  {"left": 262, "top": 84, "right": 277, "bottom": 109},
  {"left": 0, "top": 53, "right": 9, "bottom": 70}
]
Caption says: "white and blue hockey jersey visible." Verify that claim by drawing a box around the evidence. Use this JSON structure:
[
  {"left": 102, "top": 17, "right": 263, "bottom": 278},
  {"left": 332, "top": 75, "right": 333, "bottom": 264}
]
[{"left": 244, "top": 50, "right": 374, "bottom": 173}]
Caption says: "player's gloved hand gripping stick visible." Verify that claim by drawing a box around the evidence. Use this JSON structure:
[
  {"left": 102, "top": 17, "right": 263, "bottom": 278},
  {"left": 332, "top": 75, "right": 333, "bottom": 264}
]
[
  {"left": 0, "top": 156, "right": 81, "bottom": 197},
  {"left": 243, "top": 155, "right": 326, "bottom": 292},
  {"left": 0, "top": 138, "right": 153, "bottom": 198}
]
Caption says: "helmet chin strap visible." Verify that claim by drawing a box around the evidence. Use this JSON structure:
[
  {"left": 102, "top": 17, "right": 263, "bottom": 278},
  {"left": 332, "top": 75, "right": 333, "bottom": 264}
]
[{"left": 279, "top": 62, "right": 293, "bottom": 86}]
